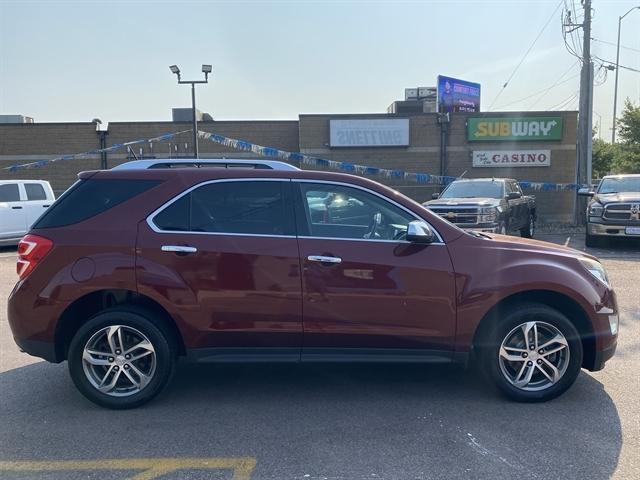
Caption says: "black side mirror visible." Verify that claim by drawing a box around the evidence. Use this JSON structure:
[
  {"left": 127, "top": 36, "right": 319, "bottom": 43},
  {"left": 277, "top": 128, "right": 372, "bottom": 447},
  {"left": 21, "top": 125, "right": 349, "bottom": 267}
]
[
  {"left": 431, "top": 193, "right": 440, "bottom": 199},
  {"left": 507, "top": 192, "right": 521, "bottom": 200}
]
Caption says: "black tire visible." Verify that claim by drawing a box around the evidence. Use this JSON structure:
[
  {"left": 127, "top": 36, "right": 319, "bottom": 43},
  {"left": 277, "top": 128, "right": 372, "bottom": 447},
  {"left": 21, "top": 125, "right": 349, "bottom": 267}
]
[
  {"left": 585, "top": 231, "right": 604, "bottom": 248},
  {"left": 520, "top": 213, "right": 535, "bottom": 238},
  {"left": 68, "top": 308, "right": 176, "bottom": 409},
  {"left": 477, "top": 302, "right": 583, "bottom": 402}
]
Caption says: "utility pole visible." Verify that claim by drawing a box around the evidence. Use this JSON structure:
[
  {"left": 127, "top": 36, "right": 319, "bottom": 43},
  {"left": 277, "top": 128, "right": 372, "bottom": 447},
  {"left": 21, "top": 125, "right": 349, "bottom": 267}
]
[{"left": 576, "top": 0, "right": 593, "bottom": 224}]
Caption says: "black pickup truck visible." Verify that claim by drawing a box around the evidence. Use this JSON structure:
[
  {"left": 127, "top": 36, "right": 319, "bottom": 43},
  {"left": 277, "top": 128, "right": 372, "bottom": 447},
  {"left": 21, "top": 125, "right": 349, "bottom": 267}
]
[
  {"left": 579, "top": 174, "right": 640, "bottom": 247},
  {"left": 423, "top": 178, "right": 537, "bottom": 237}
]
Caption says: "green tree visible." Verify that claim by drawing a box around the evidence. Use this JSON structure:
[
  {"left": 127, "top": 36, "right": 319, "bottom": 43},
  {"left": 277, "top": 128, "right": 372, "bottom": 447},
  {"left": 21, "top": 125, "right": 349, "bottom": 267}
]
[
  {"left": 617, "top": 99, "right": 640, "bottom": 145},
  {"left": 592, "top": 138, "right": 616, "bottom": 177}
]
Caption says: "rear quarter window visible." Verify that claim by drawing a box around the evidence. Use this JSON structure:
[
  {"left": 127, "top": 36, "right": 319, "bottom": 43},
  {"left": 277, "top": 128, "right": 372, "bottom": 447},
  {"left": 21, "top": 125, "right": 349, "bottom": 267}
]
[{"left": 34, "top": 178, "right": 161, "bottom": 228}]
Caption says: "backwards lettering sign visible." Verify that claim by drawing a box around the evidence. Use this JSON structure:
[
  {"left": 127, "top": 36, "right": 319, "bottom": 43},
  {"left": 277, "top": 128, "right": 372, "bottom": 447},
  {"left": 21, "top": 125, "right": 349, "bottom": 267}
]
[
  {"left": 330, "top": 119, "right": 410, "bottom": 147},
  {"left": 467, "top": 117, "right": 563, "bottom": 141}
]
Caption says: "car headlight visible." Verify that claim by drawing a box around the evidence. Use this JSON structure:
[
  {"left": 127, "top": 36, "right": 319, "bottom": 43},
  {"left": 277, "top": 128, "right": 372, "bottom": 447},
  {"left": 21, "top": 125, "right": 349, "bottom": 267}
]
[
  {"left": 578, "top": 258, "right": 610, "bottom": 287},
  {"left": 588, "top": 202, "right": 603, "bottom": 217}
]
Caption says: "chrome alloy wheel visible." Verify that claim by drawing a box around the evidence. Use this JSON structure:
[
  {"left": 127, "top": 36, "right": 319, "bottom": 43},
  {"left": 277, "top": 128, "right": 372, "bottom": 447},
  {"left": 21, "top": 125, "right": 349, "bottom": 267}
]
[
  {"left": 498, "top": 321, "right": 570, "bottom": 391},
  {"left": 82, "top": 325, "right": 156, "bottom": 397}
]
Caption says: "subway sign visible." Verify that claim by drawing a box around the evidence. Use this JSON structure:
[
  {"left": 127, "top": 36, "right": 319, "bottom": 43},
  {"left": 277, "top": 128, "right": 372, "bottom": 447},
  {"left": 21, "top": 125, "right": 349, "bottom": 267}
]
[{"left": 467, "top": 117, "right": 563, "bottom": 141}]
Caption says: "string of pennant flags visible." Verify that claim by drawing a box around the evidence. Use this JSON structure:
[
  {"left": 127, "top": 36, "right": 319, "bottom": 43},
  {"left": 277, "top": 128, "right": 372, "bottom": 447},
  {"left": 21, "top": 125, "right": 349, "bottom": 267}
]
[
  {"left": 4, "top": 128, "right": 582, "bottom": 191},
  {"left": 197, "top": 131, "right": 583, "bottom": 192},
  {"left": 2, "top": 130, "right": 193, "bottom": 173}
]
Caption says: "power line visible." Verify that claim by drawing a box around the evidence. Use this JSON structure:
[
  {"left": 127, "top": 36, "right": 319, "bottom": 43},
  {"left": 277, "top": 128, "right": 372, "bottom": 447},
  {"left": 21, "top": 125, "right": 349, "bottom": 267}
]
[
  {"left": 547, "top": 91, "right": 579, "bottom": 110},
  {"left": 493, "top": 70, "right": 579, "bottom": 110},
  {"left": 487, "top": 0, "right": 564, "bottom": 110},
  {"left": 528, "top": 60, "right": 581, "bottom": 109},
  {"left": 592, "top": 38, "right": 640, "bottom": 54},
  {"left": 594, "top": 56, "right": 640, "bottom": 73}
]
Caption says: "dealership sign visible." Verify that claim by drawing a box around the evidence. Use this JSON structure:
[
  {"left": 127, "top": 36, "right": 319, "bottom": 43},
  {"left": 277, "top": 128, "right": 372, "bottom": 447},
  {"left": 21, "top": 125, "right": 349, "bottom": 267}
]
[
  {"left": 473, "top": 150, "right": 551, "bottom": 167},
  {"left": 467, "top": 117, "right": 563, "bottom": 141},
  {"left": 330, "top": 119, "right": 410, "bottom": 147}
]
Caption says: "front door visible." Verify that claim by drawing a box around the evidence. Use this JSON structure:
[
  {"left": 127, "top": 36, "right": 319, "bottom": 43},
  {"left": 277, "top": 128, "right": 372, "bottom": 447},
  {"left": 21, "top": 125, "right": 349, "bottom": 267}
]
[
  {"left": 0, "top": 182, "right": 27, "bottom": 240},
  {"left": 136, "top": 179, "right": 302, "bottom": 356},
  {"left": 294, "top": 181, "right": 457, "bottom": 359}
]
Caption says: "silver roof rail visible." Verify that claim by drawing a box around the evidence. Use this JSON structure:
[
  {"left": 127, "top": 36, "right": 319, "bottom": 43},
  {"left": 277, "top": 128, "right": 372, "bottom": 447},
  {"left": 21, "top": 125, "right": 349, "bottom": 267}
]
[{"left": 112, "top": 158, "right": 300, "bottom": 171}]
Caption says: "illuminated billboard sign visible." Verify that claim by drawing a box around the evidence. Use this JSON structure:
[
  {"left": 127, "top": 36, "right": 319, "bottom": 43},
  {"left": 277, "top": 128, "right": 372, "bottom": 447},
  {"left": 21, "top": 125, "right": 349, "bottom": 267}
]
[{"left": 437, "top": 75, "right": 481, "bottom": 113}]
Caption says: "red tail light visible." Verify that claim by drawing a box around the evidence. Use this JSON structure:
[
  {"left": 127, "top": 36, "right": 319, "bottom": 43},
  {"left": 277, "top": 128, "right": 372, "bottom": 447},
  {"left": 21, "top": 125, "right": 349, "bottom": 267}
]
[{"left": 17, "top": 234, "right": 53, "bottom": 280}]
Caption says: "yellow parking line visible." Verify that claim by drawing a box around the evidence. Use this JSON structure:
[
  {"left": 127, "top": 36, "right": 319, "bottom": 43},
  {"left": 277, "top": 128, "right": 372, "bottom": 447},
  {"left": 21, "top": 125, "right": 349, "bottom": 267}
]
[{"left": 0, "top": 457, "right": 257, "bottom": 480}]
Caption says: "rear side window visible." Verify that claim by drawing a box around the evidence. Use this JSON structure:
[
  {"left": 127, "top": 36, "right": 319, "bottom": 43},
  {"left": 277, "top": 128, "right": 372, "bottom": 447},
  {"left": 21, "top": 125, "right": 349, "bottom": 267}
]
[
  {"left": 153, "top": 180, "right": 294, "bottom": 236},
  {"left": 25, "top": 183, "right": 47, "bottom": 201},
  {"left": 34, "top": 179, "right": 160, "bottom": 228},
  {"left": 0, "top": 183, "right": 20, "bottom": 202}
]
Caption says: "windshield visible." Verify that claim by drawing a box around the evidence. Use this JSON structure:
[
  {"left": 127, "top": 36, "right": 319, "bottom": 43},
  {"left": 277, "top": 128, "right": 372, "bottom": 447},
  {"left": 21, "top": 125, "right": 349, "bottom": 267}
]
[
  {"left": 440, "top": 181, "right": 504, "bottom": 199},
  {"left": 598, "top": 177, "right": 640, "bottom": 194}
]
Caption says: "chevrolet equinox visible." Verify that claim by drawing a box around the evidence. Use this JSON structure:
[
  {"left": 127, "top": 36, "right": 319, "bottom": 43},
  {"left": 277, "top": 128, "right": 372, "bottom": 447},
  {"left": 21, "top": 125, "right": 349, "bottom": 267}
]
[{"left": 7, "top": 166, "right": 618, "bottom": 408}]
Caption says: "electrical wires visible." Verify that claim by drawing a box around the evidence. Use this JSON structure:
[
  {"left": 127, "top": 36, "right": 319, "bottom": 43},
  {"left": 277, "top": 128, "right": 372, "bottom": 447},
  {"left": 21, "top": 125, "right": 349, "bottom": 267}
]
[{"left": 487, "top": 0, "right": 564, "bottom": 111}]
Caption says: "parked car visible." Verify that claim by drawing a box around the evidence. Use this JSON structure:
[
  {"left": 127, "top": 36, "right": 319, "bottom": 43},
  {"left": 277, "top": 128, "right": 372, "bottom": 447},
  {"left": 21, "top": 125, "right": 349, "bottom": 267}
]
[
  {"left": 579, "top": 174, "right": 640, "bottom": 247},
  {"left": 423, "top": 178, "right": 536, "bottom": 237},
  {"left": 0, "top": 180, "right": 55, "bottom": 246},
  {"left": 8, "top": 167, "right": 617, "bottom": 408}
]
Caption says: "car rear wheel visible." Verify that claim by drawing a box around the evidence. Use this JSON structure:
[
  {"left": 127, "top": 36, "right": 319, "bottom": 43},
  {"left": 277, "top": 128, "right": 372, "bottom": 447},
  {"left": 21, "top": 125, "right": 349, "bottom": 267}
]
[
  {"left": 68, "top": 308, "right": 175, "bottom": 409},
  {"left": 520, "top": 214, "right": 535, "bottom": 238},
  {"left": 478, "top": 303, "right": 582, "bottom": 402}
]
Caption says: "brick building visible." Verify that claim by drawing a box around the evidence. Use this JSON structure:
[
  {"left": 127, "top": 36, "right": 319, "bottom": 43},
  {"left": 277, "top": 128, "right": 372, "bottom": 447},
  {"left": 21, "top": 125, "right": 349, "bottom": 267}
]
[{"left": 0, "top": 110, "right": 578, "bottom": 222}]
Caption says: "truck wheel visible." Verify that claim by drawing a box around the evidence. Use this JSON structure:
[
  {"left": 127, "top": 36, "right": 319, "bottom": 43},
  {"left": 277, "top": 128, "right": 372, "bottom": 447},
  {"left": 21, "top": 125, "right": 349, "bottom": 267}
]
[
  {"left": 585, "top": 232, "right": 604, "bottom": 248},
  {"left": 477, "top": 303, "right": 582, "bottom": 402},
  {"left": 520, "top": 214, "right": 535, "bottom": 238},
  {"left": 68, "top": 308, "right": 176, "bottom": 409}
]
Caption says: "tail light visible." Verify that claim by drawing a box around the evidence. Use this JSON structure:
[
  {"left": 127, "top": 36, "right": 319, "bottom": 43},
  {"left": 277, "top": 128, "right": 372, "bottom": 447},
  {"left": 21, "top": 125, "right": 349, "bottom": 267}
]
[{"left": 17, "top": 234, "right": 53, "bottom": 280}]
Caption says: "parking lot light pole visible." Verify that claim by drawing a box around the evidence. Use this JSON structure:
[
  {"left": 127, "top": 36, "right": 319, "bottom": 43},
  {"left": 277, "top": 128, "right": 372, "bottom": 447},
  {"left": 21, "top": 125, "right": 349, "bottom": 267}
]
[
  {"left": 169, "top": 64, "right": 212, "bottom": 158},
  {"left": 611, "top": 6, "right": 640, "bottom": 143}
]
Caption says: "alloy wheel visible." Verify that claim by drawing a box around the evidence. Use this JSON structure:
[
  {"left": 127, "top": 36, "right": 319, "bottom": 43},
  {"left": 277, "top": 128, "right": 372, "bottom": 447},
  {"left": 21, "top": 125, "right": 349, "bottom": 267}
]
[
  {"left": 498, "top": 321, "right": 570, "bottom": 391},
  {"left": 82, "top": 325, "right": 157, "bottom": 397}
]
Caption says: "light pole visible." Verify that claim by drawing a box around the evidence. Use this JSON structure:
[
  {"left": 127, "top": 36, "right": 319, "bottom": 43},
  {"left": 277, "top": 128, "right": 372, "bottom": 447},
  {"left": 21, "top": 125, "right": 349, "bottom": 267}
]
[
  {"left": 169, "top": 64, "right": 212, "bottom": 158},
  {"left": 611, "top": 6, "right": 639, "bottom": 143}
]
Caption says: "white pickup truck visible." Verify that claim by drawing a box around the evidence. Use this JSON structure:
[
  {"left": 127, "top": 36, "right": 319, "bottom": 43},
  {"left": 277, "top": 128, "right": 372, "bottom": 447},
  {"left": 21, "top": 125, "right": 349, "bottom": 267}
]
[{"left": 0, "top": 180, "right": 55, "bottom": 246}]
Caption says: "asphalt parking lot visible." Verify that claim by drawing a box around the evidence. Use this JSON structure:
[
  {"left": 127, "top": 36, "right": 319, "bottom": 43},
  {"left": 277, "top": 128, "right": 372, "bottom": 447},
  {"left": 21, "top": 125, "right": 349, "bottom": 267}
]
[{"left": 0, "top": 233, "right": 638, "bottom": 480}]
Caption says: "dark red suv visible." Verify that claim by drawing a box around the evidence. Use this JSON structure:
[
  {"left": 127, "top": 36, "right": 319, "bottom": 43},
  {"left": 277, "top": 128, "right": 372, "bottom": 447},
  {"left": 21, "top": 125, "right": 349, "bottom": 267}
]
[{"left": 8, "top": 166, "right": 618, "bottom": 408}]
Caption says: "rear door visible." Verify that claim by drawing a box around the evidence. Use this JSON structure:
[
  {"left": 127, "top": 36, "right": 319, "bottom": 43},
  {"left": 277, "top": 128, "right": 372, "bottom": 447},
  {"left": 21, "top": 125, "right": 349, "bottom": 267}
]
[
  {"left": 136, "top": 179, "right": 303, "bottom": 356},
  {"left": 0, "top": 182, "right": 27, "bottom": 240},
  {"left": 21, "top": 182, "right": 53, "bottom": 228},
  {"left": 294, "top": 180, "right": 457, "bottom": 358}
]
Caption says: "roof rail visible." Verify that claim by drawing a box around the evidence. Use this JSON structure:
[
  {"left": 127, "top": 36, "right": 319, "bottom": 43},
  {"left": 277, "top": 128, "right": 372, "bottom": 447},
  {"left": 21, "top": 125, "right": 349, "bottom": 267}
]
[{"left": 112, "top": 158, "right": 300, "bottom": 171}]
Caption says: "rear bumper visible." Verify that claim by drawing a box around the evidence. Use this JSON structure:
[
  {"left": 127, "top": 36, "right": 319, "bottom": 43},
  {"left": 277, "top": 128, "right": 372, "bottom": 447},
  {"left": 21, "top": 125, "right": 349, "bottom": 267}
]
[{"left": 13, "top": 336, "right": 59, "bottom": 363}]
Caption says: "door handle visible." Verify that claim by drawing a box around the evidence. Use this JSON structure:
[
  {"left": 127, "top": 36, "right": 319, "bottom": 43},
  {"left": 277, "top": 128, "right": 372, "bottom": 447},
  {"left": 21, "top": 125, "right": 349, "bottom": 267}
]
[
  {"left": 43, "top": 205, "right": 50, "bottom": 208},
  {"left": 161, "top": 245, "right": 197, "bottom": 254},
  {"left": 308, "top": 255, "right": 342, "bottom": 264},
  {"left": 11, "top": 206, "right": 23, "bottom": 210}
]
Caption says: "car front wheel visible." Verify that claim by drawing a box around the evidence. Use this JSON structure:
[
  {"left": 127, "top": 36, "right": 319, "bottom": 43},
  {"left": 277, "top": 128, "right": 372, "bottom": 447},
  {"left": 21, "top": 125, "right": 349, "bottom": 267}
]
[
  {"left": 68, "top": 308, "right": 175, "bottom": 409},
  {"left": 478, "top": 303, "right": 583, "bottom": 402}
]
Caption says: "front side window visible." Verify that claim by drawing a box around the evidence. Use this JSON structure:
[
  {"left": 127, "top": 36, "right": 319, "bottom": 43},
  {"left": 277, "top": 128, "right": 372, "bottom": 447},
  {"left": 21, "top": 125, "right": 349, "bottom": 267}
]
[
  {"left": 298, "top": 183, "right": 415, "bottom": 240},
  {"left": 0, "top": 183, "right": 20, "bottom": 202},
  {"left": 153, "top": 180, "right": 294, "bottom": 236}
]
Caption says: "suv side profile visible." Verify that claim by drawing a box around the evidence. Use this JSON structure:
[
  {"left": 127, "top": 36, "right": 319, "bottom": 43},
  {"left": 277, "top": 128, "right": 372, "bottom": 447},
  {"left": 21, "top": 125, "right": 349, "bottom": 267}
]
[{"left": 8, "top": 168, "right": 618, "bottom": 408}]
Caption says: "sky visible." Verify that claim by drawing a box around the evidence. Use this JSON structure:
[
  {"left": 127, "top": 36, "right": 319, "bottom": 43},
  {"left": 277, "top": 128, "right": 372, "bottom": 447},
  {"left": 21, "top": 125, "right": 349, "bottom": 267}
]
[{"left": 0, "top": 0, "right": 638, "bottom": 141}]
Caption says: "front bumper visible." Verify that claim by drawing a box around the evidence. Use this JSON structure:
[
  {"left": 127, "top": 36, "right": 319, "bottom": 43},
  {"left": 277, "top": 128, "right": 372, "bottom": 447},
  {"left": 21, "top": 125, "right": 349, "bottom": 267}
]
[
  {"left": 591, "top": 339, "right": 617, "bottom": 371},
  {"left": 588, "top": 219, "right": 640, "bottom": 237}
]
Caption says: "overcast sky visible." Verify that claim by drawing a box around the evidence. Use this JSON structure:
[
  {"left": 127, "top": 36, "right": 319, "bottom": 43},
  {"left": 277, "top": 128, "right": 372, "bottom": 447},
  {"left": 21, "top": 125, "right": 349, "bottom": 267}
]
[{"left": 1, "top": 0, "right": 638, "bottom": 140}]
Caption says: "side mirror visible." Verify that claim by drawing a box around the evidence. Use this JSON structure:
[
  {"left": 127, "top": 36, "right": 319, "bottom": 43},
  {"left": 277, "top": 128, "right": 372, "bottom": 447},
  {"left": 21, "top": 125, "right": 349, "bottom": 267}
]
[
  {"left": 406, "top": 220, "right": 436, "bottom": 244},
  {"left": 431, "top": 193, "right": 440, "bottom": 199},
  {"left": 577, "top": 187, "right": 595, "bottom": 197},
  {"left": 507, "top": 192, "right": 521, "bottom": 200}
]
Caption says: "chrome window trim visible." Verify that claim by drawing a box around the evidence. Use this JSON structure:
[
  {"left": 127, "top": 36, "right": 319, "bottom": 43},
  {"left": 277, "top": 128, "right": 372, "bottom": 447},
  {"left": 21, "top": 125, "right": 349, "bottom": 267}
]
[
  {"left": 293, "top": 179, "right": 445, "bottom": 244},
  {"left": 147, "top": 177, "right": 445, "bottom": 244},
  {"left": 147, "top": 178, "right": 295, "bottom": 237}
]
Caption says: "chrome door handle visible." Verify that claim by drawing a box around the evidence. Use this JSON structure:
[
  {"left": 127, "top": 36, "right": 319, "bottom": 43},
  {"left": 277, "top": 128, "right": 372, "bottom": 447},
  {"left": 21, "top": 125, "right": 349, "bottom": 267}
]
[
  {"left": 161, "top": 245, "right": 197, "bottom": 254},
  {"left": 307, "top": 255, "right": 342, "bottom": 264}
]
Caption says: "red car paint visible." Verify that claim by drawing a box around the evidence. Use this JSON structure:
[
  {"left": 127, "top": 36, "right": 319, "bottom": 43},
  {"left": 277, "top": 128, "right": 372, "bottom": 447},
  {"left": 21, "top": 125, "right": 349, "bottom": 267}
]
[{"left": 7, "top": 168, "right": 617, "bottom": 370}]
